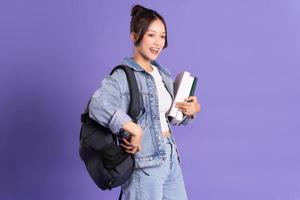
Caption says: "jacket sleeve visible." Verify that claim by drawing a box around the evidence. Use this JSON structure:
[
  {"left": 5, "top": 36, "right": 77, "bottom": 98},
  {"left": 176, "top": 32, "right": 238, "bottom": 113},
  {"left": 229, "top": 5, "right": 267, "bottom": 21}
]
[{"left": 88, "top": 73, "right": 132, "bottom": 133}]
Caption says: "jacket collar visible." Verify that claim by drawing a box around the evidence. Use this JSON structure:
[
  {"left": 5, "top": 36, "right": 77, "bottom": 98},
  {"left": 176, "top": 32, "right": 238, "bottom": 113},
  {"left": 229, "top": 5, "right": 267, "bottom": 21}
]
[{"left": 121, "top": 57, "right": 172, "bottom": 77}]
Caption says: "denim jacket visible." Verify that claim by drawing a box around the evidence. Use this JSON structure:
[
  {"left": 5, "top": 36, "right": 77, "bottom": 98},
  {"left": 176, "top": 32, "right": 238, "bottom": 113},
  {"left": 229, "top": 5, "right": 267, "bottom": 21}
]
[{"left": 89, "top": 57, "right": 192, "bottom": 168}]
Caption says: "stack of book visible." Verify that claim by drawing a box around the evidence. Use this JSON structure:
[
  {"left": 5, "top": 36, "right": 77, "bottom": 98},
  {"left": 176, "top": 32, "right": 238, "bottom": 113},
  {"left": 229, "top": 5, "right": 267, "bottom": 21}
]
[{"left": 168, "top": 71, "right": 197, "bottom": 125}]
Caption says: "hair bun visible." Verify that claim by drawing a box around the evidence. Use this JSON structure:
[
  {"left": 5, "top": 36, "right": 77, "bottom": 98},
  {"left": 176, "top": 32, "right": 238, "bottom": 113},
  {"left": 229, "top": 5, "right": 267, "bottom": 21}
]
[{"left": 131, "top": 4, "right": 146, "bottom": 17}]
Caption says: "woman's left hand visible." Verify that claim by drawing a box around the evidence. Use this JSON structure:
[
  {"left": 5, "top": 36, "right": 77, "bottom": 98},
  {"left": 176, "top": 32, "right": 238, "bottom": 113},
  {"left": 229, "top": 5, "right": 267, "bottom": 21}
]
[{"left": 175, "top": 96, "right": 201, "bottom": 117}]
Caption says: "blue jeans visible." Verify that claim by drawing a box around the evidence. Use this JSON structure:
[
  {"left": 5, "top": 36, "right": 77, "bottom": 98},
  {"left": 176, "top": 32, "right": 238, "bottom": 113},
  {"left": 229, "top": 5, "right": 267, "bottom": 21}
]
[{"left": 121, "top": 137, "right": 188, "bottom": 200}]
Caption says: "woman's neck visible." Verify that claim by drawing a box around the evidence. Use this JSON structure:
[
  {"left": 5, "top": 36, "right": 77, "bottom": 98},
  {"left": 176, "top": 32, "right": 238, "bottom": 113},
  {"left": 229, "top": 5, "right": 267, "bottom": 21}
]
[{"left": 133, "top": 54, "right": 153, "bottom": 73}]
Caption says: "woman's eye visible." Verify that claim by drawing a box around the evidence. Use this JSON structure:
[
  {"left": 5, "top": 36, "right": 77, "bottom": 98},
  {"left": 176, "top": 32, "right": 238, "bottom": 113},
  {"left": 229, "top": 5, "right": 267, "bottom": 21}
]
[
  {"left": 148, "top": 34, "right": 155, "bottom": 37},
  {"left": 161, "top": 35, "right": 166, "bottom": 39}
]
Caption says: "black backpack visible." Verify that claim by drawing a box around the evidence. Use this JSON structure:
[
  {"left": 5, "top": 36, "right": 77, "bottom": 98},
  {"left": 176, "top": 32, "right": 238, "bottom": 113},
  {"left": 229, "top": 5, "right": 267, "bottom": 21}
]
[{"left": 79, "top": 65, "right": 140, "bottom": 194}]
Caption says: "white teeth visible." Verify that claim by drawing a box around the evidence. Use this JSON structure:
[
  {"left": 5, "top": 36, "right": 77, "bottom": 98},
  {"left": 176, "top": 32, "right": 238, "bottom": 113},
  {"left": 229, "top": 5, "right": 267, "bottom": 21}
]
[{"left": 150, "top": 48, "right": 159, "bottom": 54}]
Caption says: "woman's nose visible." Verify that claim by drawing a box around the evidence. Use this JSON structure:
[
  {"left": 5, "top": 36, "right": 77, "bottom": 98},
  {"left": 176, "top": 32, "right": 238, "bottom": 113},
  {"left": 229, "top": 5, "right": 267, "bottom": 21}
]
[{"left": 153, "top": 37, "right": 161, "bottom": 46}]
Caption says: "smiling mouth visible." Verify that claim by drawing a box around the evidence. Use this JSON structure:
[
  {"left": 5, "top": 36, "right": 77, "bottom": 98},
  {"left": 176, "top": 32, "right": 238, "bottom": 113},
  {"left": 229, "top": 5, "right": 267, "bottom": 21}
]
[{"left": 150, "top": 48, "right": 159, "bottom": 54}]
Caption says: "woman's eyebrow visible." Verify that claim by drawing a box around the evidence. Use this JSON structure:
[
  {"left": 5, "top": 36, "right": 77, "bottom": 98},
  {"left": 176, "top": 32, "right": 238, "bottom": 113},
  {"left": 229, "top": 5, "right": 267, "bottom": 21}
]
[{"left": 147, "top": 29, "right": 166, "bottom": 34}]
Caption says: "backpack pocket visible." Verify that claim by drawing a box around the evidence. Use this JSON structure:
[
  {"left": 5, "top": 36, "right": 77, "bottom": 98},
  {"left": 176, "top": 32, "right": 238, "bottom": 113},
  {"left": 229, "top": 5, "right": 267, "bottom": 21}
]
[{"left": 100, "top": 143, "right": 130, "bottom": 169}]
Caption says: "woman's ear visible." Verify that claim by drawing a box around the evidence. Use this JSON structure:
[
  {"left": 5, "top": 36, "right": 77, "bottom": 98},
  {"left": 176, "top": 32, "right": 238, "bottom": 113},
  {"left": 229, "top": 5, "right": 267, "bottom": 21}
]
[{"left": 130, "top": 32, "right": 137, "bottom": 43}]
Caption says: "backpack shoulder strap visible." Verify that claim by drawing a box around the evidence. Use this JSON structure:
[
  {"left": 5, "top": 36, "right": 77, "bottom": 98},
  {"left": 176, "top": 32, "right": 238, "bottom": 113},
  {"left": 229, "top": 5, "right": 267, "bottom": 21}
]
[
  {"left": 80, "top": 65, "right": 141, "bottom": 140},
  {"left": 110, "top": 65, "right": 140, "bottom": 123},
  {"left": 81, "top": 65, "right": 141, "bottom": 122}
]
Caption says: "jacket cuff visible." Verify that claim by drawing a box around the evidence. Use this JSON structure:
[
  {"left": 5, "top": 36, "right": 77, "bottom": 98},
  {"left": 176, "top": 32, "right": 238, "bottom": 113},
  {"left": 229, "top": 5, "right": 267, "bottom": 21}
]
[{"left": 109, "top": 109, "right": 132, "bottom": 133}]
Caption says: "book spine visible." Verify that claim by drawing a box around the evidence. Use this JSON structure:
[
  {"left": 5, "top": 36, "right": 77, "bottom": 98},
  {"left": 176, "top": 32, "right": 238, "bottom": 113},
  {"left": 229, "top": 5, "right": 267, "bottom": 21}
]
[{"left": 189, "top": 77, "right": 197, "bottom": 96}]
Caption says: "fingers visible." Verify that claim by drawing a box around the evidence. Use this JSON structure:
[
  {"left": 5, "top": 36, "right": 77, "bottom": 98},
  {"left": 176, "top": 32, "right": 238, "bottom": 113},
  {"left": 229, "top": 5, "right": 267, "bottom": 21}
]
[
  {"left": 125, "top": 149, "right": 137, "bottom": 154},
  {"left": 120, "top": 123, "right": 143, "bottom": 154},
  {"left": 121, "top": 138, "right": 141, "bottom": 154},
  {"left": 176, "top": 101, "right": 194, "bottom": 113},
  {"left": 175, "top": 96, "right": 197, "bottom": 107},
  {"left": 120, "top": 143, "right": 134, "bottom": 150},
  {"left": 122, "top": 138, "right": 132, "bottom": 146},
  {"left": 121, "top": 138, "right": 136, "bottom": 148},
  {"left": 182, "top": 107, "right": 193, "bottom": 116},
  {"left": 121, "top": 144, "right": 138, "bottom": 154},
  {"left": 176, "top": 96, "right": 199, "bottom": 105},
  {"left": 121, "top": 143, "right": 139, "bottom": 154},
  {"left": 175, "top": 102, "right": 190, "bottom": 109},
  {"left": 175, "top": 96, "right": 201, "bottom": 116}
]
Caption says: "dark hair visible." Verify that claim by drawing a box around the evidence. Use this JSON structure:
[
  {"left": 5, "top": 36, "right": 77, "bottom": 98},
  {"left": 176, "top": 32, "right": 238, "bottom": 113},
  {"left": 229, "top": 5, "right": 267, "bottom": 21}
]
[{"left": 130, "top": 4, "right": 168, "bottom": 49}]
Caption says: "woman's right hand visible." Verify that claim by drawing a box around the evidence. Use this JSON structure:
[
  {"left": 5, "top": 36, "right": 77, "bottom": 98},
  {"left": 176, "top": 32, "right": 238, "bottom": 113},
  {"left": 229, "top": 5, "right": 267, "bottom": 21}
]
[{"left": 121, "top": 121, "right": 143, "bottom": 154}]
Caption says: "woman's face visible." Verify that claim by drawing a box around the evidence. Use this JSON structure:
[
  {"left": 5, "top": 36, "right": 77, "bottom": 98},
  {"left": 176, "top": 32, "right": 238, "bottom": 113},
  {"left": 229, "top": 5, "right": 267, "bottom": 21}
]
[{"left": 133, "top": 19, "right": 166, "bottom": 61}]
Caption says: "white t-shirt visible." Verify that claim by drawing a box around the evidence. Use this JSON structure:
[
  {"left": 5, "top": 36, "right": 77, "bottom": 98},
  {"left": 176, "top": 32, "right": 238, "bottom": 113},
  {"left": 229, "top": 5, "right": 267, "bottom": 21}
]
[{"left": 149, "top": 65, "right": 172, "bottom": 132}]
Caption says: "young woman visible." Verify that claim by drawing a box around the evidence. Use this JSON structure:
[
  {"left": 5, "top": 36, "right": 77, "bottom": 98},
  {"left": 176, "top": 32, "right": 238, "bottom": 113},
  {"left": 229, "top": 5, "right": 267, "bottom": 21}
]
[{"left": 89, "top": 4, "right": 201, "bottom": 200}]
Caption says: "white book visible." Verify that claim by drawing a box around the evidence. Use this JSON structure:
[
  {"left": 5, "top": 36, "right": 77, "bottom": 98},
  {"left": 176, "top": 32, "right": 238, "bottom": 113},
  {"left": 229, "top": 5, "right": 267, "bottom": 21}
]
[{"left": 168, "top": 71, "right": 195, "bottom": 124}]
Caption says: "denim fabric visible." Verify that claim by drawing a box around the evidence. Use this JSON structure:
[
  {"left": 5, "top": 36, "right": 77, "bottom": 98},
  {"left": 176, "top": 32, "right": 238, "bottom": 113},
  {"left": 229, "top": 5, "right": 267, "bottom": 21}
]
[
  {"left": 121, "top": 137, "right": 188, "bottom": 200},
  {"left": 88, "top": 57, "right": 192, "bottom": 168}
]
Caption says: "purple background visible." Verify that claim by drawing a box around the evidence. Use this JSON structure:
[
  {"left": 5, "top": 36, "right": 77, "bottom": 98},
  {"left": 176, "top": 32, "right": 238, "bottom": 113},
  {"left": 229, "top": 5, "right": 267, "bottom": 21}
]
[{"left": 1, "top": 0, "right": 300, "bottom": 199}]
